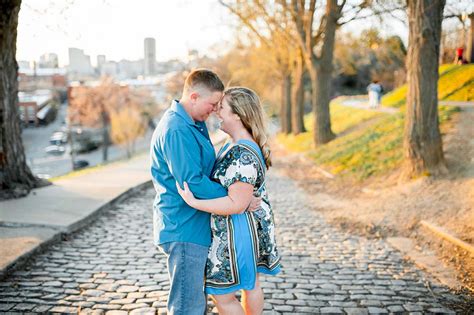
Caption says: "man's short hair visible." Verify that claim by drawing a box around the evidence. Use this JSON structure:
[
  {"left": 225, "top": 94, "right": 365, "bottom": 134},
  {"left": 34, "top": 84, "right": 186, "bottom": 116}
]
[{"left": 183, "top": 69, "right": 224, "bottom": 95}]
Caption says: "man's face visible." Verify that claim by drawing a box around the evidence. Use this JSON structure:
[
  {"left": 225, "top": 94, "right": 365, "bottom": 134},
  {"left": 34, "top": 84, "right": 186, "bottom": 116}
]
[{"left": 191, "top": 90, "right": 223, "bottom": 122}]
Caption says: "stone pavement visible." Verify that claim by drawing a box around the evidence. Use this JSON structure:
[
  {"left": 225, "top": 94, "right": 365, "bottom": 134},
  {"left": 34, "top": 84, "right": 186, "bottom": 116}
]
[
  {"left": 0, "top": 171, "right": 473, "bottom": 314},
  {"left": 0, "top": 153, "right": 150, "bottom": 278}
]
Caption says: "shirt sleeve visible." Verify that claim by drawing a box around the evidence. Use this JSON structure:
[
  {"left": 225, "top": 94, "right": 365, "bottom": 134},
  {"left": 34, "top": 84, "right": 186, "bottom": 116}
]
[
  {"left": 162, "top": 129, "right": 227, "bottom": 199},
  {"left": 222, "top": 147, "right": 259, "bottom": 188}
]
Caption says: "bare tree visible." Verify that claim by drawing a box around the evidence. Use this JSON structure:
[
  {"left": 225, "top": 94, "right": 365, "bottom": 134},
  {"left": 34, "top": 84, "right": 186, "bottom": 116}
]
[
  {"left": 284, "top": 0, "right": 342, "bottom": 144},
  {"left": 219, "top": 0, "right": 305, "bottom": 134},
  {"left": 403, "top": 0, "right": 447, "bottom": 177},
  {"left": 0, "top": 0, "right": 48, "bottom": 199}
]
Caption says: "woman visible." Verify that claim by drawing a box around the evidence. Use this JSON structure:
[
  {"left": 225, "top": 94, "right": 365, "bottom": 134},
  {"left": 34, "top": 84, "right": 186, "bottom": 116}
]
[{"left": 176, "top": 87, "right": 280, "bottom": 314}]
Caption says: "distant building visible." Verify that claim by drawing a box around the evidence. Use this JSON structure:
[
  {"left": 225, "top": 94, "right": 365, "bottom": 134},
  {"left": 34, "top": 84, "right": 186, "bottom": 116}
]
[
  {"left": 18, "top": 60, "right": 31, "bottom": 70},
  {"left": 18, "top": 90, "right": 56, "bottom": 126},
  {"left": 101, "top": 61, "right": 119, "bottom": 77},
  {"left": 68, "top": 48, "right": 93, "bottom": 76},
  {"left": 118, "top": 59, "right": 144, "bottom": 79},
  {"left": 97, "top": 55, "right": 106, "bottom": 74},
  {"left": 18, "top": 68, "right": 67, "bottom": 92},
  {"left": 39, "top": 53, "right": 59, "bottom": 68},
  {"left": 187, "top": 49, "right": 199, "bottom": 68},
  {"left": 144, "top": 37, "right": 156, "bottom": 76},
  {"left": 156, "top": 59, "right": 186, "bottom": 74}
]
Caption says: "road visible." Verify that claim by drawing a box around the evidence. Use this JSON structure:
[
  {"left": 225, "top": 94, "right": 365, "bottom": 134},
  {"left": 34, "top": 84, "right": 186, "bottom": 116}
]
[
  {"left": 22, "top": 103, "right": 153, "bottom": 179},
  {"left": 0, "top": 171, "right": 472, "bottom": 314}
]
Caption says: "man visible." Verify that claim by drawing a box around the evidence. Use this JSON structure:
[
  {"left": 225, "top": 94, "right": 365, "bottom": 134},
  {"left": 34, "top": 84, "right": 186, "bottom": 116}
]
[
  {"left": 367, "top": 80, "right": 383, "bottom": 109},
  {"left": 150, "top": 69, "right": 250, "bottom": 314}
]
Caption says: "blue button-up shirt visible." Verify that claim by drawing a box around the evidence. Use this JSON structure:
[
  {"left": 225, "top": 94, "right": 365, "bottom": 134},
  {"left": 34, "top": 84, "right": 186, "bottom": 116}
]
[{"left": 150, "top": 100, "right": 227, "bottom": 247}]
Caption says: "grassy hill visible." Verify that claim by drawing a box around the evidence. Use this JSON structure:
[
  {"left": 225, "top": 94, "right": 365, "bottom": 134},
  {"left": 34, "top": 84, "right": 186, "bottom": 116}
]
[
  {"left": 276, "top": 65, "right": 472, "bottom": 180},
  {"left": 381, "top": 64, "right": 474, "bottom": 108}
]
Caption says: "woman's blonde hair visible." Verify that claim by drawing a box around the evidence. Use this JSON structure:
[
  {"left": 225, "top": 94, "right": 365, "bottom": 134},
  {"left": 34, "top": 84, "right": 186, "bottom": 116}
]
[{"left": 223, "top": 87, "right": 272, "bottom": 169}]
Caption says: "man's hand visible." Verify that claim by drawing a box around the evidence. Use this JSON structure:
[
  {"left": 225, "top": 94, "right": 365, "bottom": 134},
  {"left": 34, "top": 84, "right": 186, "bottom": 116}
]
[{"left": 247, "top": 195, "right": 262, "bottom": 212}]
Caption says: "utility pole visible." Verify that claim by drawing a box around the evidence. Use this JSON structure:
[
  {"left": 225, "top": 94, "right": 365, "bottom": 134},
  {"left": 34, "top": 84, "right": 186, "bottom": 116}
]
[{"left": 67, "top": 107, "right": 77, "bottom": 171}]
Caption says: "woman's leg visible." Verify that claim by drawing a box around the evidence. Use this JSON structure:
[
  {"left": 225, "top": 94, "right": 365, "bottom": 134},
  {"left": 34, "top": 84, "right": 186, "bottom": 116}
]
[
  {"left": 241, "top": 276, "right": 264, "bottom": 315},
  {"left": 211, "top": 293, "right": 245, "bottom": 315}
]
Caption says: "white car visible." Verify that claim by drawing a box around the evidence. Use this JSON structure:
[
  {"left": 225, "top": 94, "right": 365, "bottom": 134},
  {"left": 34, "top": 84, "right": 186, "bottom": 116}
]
[
  {"left": 45, "top": 145, "right": 66, "bottom": 155},
  {"left": 49, "top": 132, "right": 68, "bottom": 145}
]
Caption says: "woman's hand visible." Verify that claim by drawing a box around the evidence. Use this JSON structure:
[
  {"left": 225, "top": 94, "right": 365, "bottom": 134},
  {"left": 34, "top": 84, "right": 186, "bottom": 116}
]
[{"left": 176, "top": 181, "right": 197, "bottom": 207}]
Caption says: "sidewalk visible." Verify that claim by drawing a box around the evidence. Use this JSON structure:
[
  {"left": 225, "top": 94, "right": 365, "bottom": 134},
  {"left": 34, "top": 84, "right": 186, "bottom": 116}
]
[
  {"left": 0, "top": 153, "right": 150, "bottom": 278},
  {"left": 0, "top": 131, "right": 230, "bottom": 279}
]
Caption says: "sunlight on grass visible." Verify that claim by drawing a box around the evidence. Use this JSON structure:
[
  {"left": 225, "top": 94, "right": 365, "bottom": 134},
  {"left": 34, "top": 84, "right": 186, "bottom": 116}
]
[
  {"left": 276, "top": 102, "right": 382, "bottom": 153},
  {"left": 381, "top": 64, "right": 474, "bottom": 108},
  {"left": 277, "top": 67, "right": 463, "bottom": 180}
]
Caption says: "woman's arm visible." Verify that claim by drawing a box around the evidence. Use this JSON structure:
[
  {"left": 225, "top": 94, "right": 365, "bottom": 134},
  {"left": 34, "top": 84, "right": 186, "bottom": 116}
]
[{"left": 176, "top": 181, "right": 254, "bottom": 215}]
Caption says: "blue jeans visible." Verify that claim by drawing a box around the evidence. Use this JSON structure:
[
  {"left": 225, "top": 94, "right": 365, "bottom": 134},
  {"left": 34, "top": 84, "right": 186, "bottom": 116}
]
[{"left": 158, "top": 242, "right": 209, "bottom": 315}]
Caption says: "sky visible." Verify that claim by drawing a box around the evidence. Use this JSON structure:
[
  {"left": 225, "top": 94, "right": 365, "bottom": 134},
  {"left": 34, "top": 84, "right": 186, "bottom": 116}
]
[
  {"left": 16, "top": 0, "right": 416, "bottom": 68},
  {"left": 17, "top": 0, "right": 234, "bottom": 67}
]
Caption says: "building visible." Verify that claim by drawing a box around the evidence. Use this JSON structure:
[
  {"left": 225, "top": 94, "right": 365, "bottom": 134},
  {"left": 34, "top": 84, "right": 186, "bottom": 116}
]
[
  {"left": 18, "top": 68, "right": 67, "bottom": 92},
  {"left": 39, "top": 53, "right": 59, "bottom": 68},
  {"left": 96, "top": 55, "right": 106, "bottom": 74},
  {"left": 18, "top": 90, "right": 56, "bottom": 126},
  {"left": 101, "top": 61, "right": 119, "bottom": 77},
  {"left": 118, "top": 59, "right": 144, "bottom": 79},
  {"left": 144, "top": 37, "right": 156, "bottom": 76},
  {"left": 18, "top": 60, "right": 31, "bottom": 69},
  {"left": 68, "top": 48, "right": 93, "bottom": 76}
]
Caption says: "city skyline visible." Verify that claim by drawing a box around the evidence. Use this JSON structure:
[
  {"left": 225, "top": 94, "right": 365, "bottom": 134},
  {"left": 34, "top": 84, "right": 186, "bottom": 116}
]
[
  {"left": 17, "top": 0, "right": 233, "bottom": 67},
  {"left": 16, "top": 1, "right": 415, "bottom": 68}
]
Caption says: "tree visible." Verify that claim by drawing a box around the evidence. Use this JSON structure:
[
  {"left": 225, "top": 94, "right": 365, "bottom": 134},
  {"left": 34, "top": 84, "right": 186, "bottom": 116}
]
[
  {"left": 109, "top": 90, "right": 147, "bottom": 159},
  {"left": 468, "top": 13, "right": 474, "bottom": 62},
  {"left": 69, "top": 77, "right": 121, "bottom": 162},
  {"left": 0, "top": 0, "right": 47, "bottom": 199},
  {"left": 333, "top": 30, "right": 407, "bottom": 92},
  {"left": 219, "top": 0, "right": 305, "bottom": 134},
  {"left": 403, "top": 0, "right": 447, "bottom": 177},
  {"left": 285, "top": 0, "right": 342, "bottom": 144}
]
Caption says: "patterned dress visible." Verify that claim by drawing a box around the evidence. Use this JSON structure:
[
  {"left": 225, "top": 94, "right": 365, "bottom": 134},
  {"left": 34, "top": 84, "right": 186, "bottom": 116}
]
[{"left": 205, "top": 139, "right": 281, "bottom": 295}]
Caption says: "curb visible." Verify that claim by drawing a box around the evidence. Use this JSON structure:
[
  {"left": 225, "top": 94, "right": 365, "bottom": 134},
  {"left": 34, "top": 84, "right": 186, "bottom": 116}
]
[{"left": 0, "top": 180, "right": 152, "bottom": 281}]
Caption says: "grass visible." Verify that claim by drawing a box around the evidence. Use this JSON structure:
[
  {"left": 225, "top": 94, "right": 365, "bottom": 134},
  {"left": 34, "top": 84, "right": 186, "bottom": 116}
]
[
  {"left": 276, "top": 100, "right": 382, "bottom": 153},
  {"left": 381, "top": 64, "right": 474, "bottom": 108},
  {"left": 277, "top": 64, "right": 468, "bottom": 180}
]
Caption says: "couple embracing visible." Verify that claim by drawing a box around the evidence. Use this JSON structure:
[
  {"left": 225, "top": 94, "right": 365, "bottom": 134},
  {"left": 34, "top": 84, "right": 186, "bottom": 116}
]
[{"left": 150, "top": 69, "right": 281, "bottom": 314}]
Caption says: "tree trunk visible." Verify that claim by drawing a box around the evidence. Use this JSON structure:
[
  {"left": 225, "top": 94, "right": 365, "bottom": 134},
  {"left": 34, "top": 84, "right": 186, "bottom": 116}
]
[
  {"left": 403, "top": 0, "right": 447, "bottom": 177},
  {"left": 291, "top": 49, "right": 306, "bottom": 134},
  {"left": 280, "top": 74, "right": 292, "bottom": 134},
  {"left": 308, "top": 65, "right": 335, "bottom": 145},
  {"left": 467, "top": 13, "right": 474, "bottom": 63},
  {"left": 309, "top": 0, "right": 338, "bottom": 145},
  {"left": 0, "top": 0, "right": 43, "bottom": 199}
]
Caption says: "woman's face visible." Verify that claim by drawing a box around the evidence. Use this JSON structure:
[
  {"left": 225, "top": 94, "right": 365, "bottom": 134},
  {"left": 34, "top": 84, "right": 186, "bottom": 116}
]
[{"left": 217, "top": 97, "right": 241, "bottom": 134}]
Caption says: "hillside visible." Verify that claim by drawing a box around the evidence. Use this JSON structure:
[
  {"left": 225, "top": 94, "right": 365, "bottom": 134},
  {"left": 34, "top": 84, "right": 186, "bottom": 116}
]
[
  {"left": 277, "top": 64, "right": 473, "bottom": 180},
  {"left": 274, "top": 64, "right": 474, "bottom": 291}
]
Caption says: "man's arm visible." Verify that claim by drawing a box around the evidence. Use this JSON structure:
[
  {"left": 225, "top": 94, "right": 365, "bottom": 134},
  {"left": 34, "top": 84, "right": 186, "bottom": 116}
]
[{"left": 162, "top": 129, "right": 227, "bottom": 199}]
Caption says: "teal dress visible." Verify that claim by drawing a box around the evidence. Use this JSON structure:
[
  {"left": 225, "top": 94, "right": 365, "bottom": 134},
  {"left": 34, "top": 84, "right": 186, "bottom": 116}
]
[{"left": 205, "top": 139, "right": 281, "bottom": 295}]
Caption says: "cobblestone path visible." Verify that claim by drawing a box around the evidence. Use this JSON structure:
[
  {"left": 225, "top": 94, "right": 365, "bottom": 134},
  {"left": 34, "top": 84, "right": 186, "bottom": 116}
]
[{"left": 0, "top": 172, "right": 472, "bottom": 314}]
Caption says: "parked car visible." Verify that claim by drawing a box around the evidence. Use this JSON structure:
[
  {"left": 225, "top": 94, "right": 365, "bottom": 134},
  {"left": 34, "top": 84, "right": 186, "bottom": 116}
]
[
  {"left": 45, "top": 145, "right": 65, "bottom": 155},
  {"left": 71, "top": 141, "right": 99, "bottom": 154},
  {"left": 73, "top": 160, "right": 89, "bottom": 170},
  {"left": 49, "top": 131, "right": 68, "bottom": 145}
]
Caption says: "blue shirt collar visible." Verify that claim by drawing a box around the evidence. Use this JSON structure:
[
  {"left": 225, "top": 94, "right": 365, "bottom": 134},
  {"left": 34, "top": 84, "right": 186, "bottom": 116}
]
[{"left": 170, "top": 100, "right": 195, "bottom": 125}]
